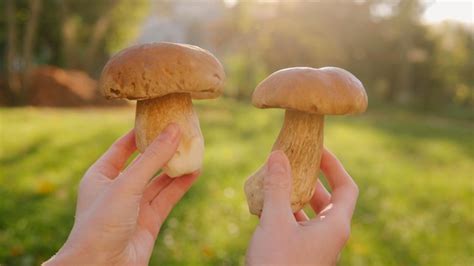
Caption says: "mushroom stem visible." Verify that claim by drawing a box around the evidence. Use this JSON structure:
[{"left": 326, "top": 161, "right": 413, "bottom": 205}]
[
  {"left": 273, "top": 110, "right": 324, "bottom": 211},
  {"left": 135, "top": 93, "right": 204, "bottom": 177},
  {"left": 245, "top": 110, "right": 324, "bottom": 215}
]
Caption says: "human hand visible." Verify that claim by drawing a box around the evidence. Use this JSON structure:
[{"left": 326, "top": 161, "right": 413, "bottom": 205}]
[
  {"left": 246, "top": 148, "right": 359, "bottom": 265},
  {"left": 44, "top": 124, "right": 199, "bottom": 266}
]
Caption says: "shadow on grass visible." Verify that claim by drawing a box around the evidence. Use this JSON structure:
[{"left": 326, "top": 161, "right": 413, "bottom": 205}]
[
  {"left": 0, "top": 136, "right": 52, "bottom": 166},
  {"left": 0, "top": 186, "right": 75, "bottom": 265},
  {"left": 339, "top": 113, "right": 474, "bottom": 158},
  {"left": 351, "top": 177, "right": 420, "bottom": 265}
]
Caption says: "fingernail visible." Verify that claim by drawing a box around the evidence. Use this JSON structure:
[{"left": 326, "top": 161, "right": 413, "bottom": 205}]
[
  {"left": 158, "top": 123, "right": 179, "bottom": 143},
  {"left": 267, "top": 151, "right": 287, "bottom": 175}
]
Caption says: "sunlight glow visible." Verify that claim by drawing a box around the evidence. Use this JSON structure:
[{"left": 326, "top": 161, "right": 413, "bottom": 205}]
[
  {"left": 223, "top": 0, "right": 238, "bottom": 8},
  {"left": 423, "top": 0, "right": 473, "bottom": 24}
]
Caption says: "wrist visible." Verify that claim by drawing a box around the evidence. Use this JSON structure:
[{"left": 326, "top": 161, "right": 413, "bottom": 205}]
[
  {"left": 42, "top": 248, "right": 78, "bottom": 266},
  {"left": 43, "top": 244, "right": 119, "bottom": 266},
  {"left": 43, "top": 244, "right": 98, "bottom": 266}
]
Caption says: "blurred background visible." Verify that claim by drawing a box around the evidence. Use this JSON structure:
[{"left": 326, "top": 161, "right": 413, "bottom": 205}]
[{"left": 0, "top": 0, "right": 473, "bottom": 265}]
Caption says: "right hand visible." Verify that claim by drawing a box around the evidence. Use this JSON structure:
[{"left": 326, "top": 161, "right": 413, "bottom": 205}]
[{"left": 246, "top": 148, "right": 359, "bottom": 265}]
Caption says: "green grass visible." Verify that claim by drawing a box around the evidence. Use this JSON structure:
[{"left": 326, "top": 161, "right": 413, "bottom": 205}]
[{"left": 0, "top": 99, "right": 473, "bottom": 265}]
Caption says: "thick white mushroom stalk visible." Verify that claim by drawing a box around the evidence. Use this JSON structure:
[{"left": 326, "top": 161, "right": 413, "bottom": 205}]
[{"left": 135, "top": 93, "right": 204, "bottom": 177}]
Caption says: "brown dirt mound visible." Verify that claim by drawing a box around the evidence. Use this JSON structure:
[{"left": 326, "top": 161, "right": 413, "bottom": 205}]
[{"left": 28, "top": 65, "right": 126, "bottom": 107}]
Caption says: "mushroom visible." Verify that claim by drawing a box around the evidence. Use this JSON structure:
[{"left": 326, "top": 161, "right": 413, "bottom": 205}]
[
  {"left": 244, "top": 67, "right": 368, "bottom": 215},
  {"left": 99, "top": 42, "right": 225, "bottom": 177}
]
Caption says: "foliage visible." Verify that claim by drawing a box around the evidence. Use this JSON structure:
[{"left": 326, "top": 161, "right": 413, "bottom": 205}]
[
  {"left": 0, "top": 101, "right": 473, "bottom": 265},
  {"left": 430, "top": 22, "right": 474, "bottom": 107},
  {"left": 0, "top": 0, "right": 148, "bottom": 74},
  {"left": 1, "top": 0, "right": 473, "bottom": 109},
  {"left": 213, "top": 0, "right": 474, "bottom": 109}
]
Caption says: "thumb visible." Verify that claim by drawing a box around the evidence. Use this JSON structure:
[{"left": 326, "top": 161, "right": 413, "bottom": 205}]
[
  {"left": 115, "top": 124, "right": 180, "bottom": 196},
  {"left": 261, "top": 150, "right": 294, "bottom": 225}
]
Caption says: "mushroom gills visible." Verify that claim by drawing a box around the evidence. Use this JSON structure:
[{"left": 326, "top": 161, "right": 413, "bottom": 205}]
[
  {"left": 135, "top": 93, "right": 204, "bottom": 177},
  {"left": 245, "top": 110, "right": 324, "bottom": 215}
]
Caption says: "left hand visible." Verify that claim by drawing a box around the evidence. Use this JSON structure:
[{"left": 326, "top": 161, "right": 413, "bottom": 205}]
[{"left": 44, "top": 124, "right": 199, "bottom": 266}]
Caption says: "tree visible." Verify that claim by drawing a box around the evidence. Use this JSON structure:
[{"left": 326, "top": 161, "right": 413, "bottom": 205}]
[
  {"left": 1, "top": 0, "right": 149, "bottom": 105},
  {"left": 4, "top": 0, "right": 20, "bottom": 104},
  {"left": 22, "top": 0, "right": 42, "bottom": 99},
  {"left": 3, "top": 0, "right": 42, "bottom": 104}
]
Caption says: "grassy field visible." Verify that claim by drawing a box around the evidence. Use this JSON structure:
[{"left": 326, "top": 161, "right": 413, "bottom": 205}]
[{"left": 0, "top": 99, "right": 473, "bottom": 265}]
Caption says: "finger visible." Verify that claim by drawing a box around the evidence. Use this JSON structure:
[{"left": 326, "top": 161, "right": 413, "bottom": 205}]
[
  {"left": 151, "top": 171, "right": 200, "bottom": 222},
  {"left": 142, "top": 173, "right": 173, "bottom": 204},
  {"left": 116, "top": 124, "right": 181, "bottom": 195},
  {"left": 320, "top": 148, "right": 359, "bottom": 219},
  {"left": 138, "top": 172, "right": 199, "bottom": 239},
  {"left": 294, "top": 210, "right": 309, "bottom": 222},
  {"left": 310, "top": 179, "right": 331, "bottom": 214},
  {"left": 260, "top": 151, "right": 294, "bottom": 226},
  {"left": 88, "top": 129, "right": 136, "bottom": 179}
]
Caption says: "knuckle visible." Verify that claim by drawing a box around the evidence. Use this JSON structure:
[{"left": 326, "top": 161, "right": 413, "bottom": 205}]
[
  {"left": 261, "top": 217, "right": 293, "bottom": 232},
  {"left": 350, "top": 181, "right": 359, "bottom": 197},
  {"left": 91, "top": 163, "right": 116, "bottom": 177},
  {"left": 85, "top": 163, "right": 99, "bottom": 176},
  {"left": 114, "top": 139, "right": 128, "bottom": 150},
  {"left": 111, "top": 136, "right": 133, "bottom": 153},
  {"left": 112, "top": 178, "right": 140, "bottom": 197},
  {"left": 78, "top": 178, "right": 89, "bottom": 192},
  {"left": 334, "top": 220, "right": 351, "bottom": 244},
  {"left": 341, "top": 228, "right": 351, "bottom": 244},
  {"left": 143, "top": 144, "right": 162, "bottom": 160},
  {"left": 263, "top": 175, "right": 291, "bottom": 192}
]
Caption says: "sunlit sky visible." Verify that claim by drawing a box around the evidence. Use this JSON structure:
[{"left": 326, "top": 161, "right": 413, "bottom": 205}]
[
  {"left": 423, "top": 0, "right": 473, "bottom": 24},
  {"left": 223, "top": 0, "right": 473, "bottom": 24}
]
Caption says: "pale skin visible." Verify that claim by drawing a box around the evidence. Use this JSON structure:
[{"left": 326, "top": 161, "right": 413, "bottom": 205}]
[
  {"left": 246, "top": 149, "right": 359, "bottom": 266},
  {"left": 44, "top": 124, "right": 357, "bottom": 266},
  {"left": 43, "top": 124, "right": 199, "bottom": 266}
]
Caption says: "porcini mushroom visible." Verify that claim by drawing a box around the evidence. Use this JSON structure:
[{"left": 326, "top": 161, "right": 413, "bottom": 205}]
[
  {"left": 244, "top": 67, "right": 367, "bottom": 215},
  {"left": 99, "top": 42, "right": 225, "bottom": 177}
]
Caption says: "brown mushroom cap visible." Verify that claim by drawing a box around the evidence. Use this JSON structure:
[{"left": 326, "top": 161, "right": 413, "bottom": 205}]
[
  {"left": 252, "top": 67, "right": 368, "bottom": 115},
  {"left": 99, "top": 42, "right": 225, "bottom": 100}
]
